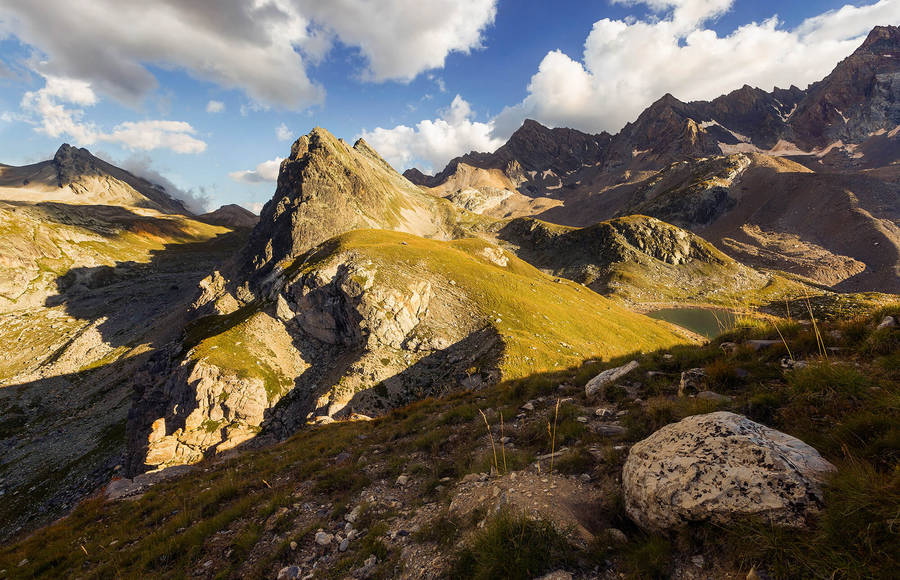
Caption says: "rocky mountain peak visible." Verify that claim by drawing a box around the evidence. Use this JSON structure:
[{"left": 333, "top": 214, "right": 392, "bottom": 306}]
[
  {"left": 858, "top": 24, "right": 899, "bottom": 53},
  {"left": 240, "top": 126, "right": 458, "bottom": 285},
  {"left": 52, "top": 143, "right": 103, "bottom": 187}
]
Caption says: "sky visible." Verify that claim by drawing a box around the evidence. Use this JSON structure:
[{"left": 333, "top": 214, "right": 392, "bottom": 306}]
[{"left": 0, "top": 0, "right": 897, "bottom": 213}]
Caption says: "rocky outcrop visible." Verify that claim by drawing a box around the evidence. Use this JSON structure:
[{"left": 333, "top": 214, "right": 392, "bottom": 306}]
[
  {"left": 622, "top": 412, "right": 836, "bottom": 532},
  {"left": 498, "top": 214, "right": 768, "bottom": 303}
]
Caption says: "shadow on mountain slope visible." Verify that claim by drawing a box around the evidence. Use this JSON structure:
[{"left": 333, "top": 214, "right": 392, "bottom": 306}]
[{"left": 0, "top": 228, "right": 245, "bottom": 541}]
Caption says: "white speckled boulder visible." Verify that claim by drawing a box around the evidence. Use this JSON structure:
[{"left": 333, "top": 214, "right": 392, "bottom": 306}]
[{"left": 622, "top": 411, "right": 836, "bottom": 532}]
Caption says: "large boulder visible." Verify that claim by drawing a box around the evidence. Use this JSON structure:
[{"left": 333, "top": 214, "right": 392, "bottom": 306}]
[{"left": 622, "top": 411, "right": 836, "bottom": 532}]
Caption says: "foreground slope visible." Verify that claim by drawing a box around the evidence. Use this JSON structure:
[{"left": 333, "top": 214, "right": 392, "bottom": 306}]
[
  {"left": 129, "top": 229, "right": 689, "bottom": 473},
  {"left": 3, "top": 302, "right": 896, "bottom": 579}
]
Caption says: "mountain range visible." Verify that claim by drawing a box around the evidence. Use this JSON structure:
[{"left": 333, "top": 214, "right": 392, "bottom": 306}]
[{"left": 406, "top": 25, "right": 900, "bottom": 292}]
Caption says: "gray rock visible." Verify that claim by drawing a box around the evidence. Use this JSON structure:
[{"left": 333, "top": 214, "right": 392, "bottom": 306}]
[
  {"left": 277, "top": 565, "right": 301, "bottom": 580},
  {"left": 315, "top": 531, "right": 334, "bottom": 546},
  {"left": 747, "top": 339, "right": 782, "bottom": 351},
  {"left": 678, "top": 368, "right": 706, "bottom": 397},
  {"left": 719, "top": 342, "right": 738, "bottom": 353},
  {"left": 591, "top": 424, "right": 626, "bottom": 437},
  {"left": 696, "top": 390, "right": 731, "bottom": 403},
  {"left": 339, "top": 538, "right": 349, "bottom": 552},
  {"left": 345, "top": 504, "right": 362, "bottom": 523},
  {"left": 623, "top": 412, "right": 835, "bottom": 532},
  {"left": 585, "top": 360, "right": 639, "bottom": 398},
  {"left": 877, "top": 315, "right": 897, "bottom": 329},
  {"left": 534, "top": 572, "right": 572, "bottom": 580},
  {"left": 594, "top": 406, "right": 615, "bottom": 419},
  {"left": 395, "top": 474, "right": 410, "bottom": 487}
]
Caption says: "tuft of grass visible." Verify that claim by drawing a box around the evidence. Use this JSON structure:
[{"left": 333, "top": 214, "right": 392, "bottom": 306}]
[
  {"left": 717, "top": 460, "right": 900, "bottom": 579},
  {"left": 450, "top": 509, "right": 576, "bottom": 580}
]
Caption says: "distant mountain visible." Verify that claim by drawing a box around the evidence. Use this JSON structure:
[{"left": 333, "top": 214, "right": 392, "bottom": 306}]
[
  {"left": 200, "top": 204, "right": 259, "bottom": 228},
  {"left": 407, "top": 25, "right": 900, "bottom": 292},
  {"left": 0, "top": 144, "right": 191, "bottom": 214},
  {"left": 497, "top": 215, "right": 795, "bottom": 306}
]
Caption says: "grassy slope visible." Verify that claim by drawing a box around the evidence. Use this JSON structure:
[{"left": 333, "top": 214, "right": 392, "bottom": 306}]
[
  {"left": 290, "top": 229, "right": 690, "bottom": 379},
  {"left": 498, "top": 215, "right": 812, "bottom": 308},
  {"left": 0, "top": 202, "right": 229, "bottom": 309},
  {"left": 1, "top": 303, "right": 896, "bottom": 579}
]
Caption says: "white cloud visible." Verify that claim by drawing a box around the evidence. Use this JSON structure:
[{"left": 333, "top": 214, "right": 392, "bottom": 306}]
[
  {"left": 229, "top": 157, "right": 284, "bottom": 183},
  {"left": 115, "top": 153, "right": 212, "bottom": 213},
  {"left": 0, "top": 0, "right": 497, "bottom": 110},
  {"left": 20, "top": 75, "right": 207, "bottom": 154},
  {"left": 245, "top": 202, "right": 265, "bottom": 214},
  {"left": 494, "top": 0, "right": 900, "bottom": 135},
  {"left": 276, "top": 122, "right": 294, "bottom": 141},
  {"left": 295, "top": 0, "right": 497, "bottom": 82},
  {"left": 104, "top": 121, "right": 206, "bottom": 154},
  {"left": 206, "top": 100, "right": 225, "bottom": 113},
  {"left": 360, "top": 95, "right": 504, "bottom": 172}
]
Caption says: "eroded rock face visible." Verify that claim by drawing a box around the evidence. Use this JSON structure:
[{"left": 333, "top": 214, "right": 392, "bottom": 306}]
[
  {"left": 143, "top": 360, "right": 269, "bottom": 468},
  {"left": 623, "top": 412, "right": 835, "bottom": 532}
]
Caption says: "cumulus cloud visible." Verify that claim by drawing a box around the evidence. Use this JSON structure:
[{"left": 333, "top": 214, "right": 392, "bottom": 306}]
[
  {"left": 276, "top": 122, "right": 294, "bottom": 141},
  {"left": 114, "top": 153, "right": 212, "bottom": 213},
  {"left": 359, "top": 95, "right": 504, "bottom": 172},
  {"left": 0, "top": 0, "right": 497, "bottom": 110},
  {"left": 20, "top": 75, "right": 207, "bottom": 153},
  {"left": 229, "top": 157, "right": 284, "bottom": 183},
  {"left": 206, "top": 100, "right": 225, "bottom": 113},
  {"left": 295, "top": 0, "right": 497, "bottom": 82},
  {"left": 494, "top": 0, "right": 900, "bottom": 135}
]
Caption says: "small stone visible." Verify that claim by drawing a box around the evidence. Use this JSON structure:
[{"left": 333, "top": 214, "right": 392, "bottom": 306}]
[
  {"left": 696, "top": 390, "right": 731, "bottom": 403},
  {"left": 576, "top": 416, "right": 588, "bottom": 423},
  {"left": 315, "top": 531, "right": 334, "bottom": 546},
  {"left": 678, "top": 368, "right": 706, "bottom": 397},
  {"left": 290, "top": 541, "right": 298, "bottom": 551},
  {"left": 595, "top": 407, "right": 614, "bottom": 419},
  {"left": 585, "top": 360, "right": 639, "bottom": 398},
  {"left": 500, "top": 436, "right": 511, "bottom": 444},
  {"left": 277, "top": 565, "right": 301, "bottom": 580},
  {"left": 747, "top": 339, "right": 782, "bottom": 351},
  {"left": 877, "top": 315, "right": 897, "bottom": 329},
  {"left": 692, "top": 555, "right": 705, "bottom": 568},
  {"left": 719, "top": 341, "right": 738, "bottom": 353},
  {"left": 339, "top": 539, "right": 349, "bottom": 552},
  {"left": 521, "top": 401, "right": 535, "bottom": 412},
  {"left": 345, "top": 505, "right": 362, "bottom": 523},
  {"left": 395, "top": 475, "right": 410, "bottom": 486},
  {"left": 17, "top": 559, "right": 28, "bottom": 568},
  {"left": 365, "top": 555, "right": 378, "bottom": 567}
]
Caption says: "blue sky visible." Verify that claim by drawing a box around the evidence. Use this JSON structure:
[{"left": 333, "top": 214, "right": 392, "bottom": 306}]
[{"left": 0, "top": 0, "right": 896, "bottom": 212}]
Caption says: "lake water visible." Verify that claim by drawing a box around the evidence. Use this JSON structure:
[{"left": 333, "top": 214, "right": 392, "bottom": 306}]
[{"left": 646, "top": 307, "right": 738, "bottom": 339}]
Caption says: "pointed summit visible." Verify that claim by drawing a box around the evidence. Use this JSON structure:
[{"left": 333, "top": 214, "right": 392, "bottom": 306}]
[{"left": 241, "top": 127, "right": 464, "bottom": 282}]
